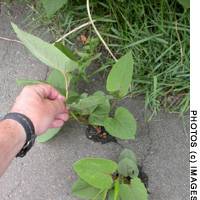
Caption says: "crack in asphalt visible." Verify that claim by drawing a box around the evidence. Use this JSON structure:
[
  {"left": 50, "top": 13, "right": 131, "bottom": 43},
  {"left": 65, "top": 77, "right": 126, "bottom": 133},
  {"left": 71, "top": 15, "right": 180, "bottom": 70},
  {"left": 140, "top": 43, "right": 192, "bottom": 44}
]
[{"left": 140, "top": 122, "right": 154, "bottom": 167}]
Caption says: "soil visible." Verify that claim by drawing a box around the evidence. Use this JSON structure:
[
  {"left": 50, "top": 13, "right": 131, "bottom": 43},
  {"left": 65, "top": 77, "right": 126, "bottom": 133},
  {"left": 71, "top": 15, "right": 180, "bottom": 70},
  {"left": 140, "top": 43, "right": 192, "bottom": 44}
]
[
  {"left": 112, "top": 165, "right": 149, "bottom": 191},
  {"left": 85, "top": 125, "right": 117, "bottom": 144}
]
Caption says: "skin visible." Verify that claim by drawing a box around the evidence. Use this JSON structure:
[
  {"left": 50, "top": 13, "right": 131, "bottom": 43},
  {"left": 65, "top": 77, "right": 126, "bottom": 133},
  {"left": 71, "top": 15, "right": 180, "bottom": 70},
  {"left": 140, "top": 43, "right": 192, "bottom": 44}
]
[{"left": 0, "top": 84, "right": 69, "bottom": 176}]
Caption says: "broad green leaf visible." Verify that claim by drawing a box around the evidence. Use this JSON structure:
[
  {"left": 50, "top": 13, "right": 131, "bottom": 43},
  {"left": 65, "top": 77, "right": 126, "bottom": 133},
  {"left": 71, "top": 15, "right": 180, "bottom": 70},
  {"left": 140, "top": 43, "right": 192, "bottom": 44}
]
[
  {"left": 72, "top": 178, "right": 101, "bottom": 199},
  {"left": 118, "top": 158, "right": 139, "bottom": 177},
  {"left": 73, "top": 158, "right": 117, "bottom": 190},
  {"left": 130, "top": 178, "right": 148, "bottom": 200},
  {"left": 69, "top": 92, "right": 106, "bottom": 116},
  {"left": 37, "top": 128, "right": 61, "bottom": 143},
  {"left": 177, "top": 0, "right": 190, "bottom": 9},
  {"left": 106, "top": 51, "right": 133, "bottom": 97},
  {"left": 99, "top": 189, "right": 108, "bottom": 200},
  {"left": 67, "top": 91, "right": 80, "bottom": 104},
  {"left": 42, "top": 0, "right": 68, "bottom": 18},
  {"left": 119, "top": 178, "right": 148, "bottom": 200},
  {"left": 54, "top": 42, "right": 78, "bottom": 61},
  {"left": 119, "top": 149, "right": 137, "bottom": 163},
  {"left": 103, "top": 107, "right": 137, "bottom": 140},
  {"left": 88, "top": 92, "right": 110, "bottom": 126},
  {"left": 107, "top": 189, "right": 116, "bottom": 200},
  {"left": 47, "top": 69, "right": 66, "bottom": 96},
  {"left": 12, "top": 23, "right": 77, "bottom": 73},
  {"left": 16, "top": 79, "right": 43, "bottom": 86},
  {"left": 119, "top": 183, "right": 133, "bottom": 200}
]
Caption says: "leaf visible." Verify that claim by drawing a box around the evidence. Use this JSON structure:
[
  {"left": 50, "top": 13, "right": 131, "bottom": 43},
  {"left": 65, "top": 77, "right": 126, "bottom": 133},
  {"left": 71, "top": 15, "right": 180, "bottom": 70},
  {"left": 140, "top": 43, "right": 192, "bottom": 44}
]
[
  {"left": 12, "top": 23, "right": 77, "bottom": 73},
  {"left": 69, "top": 92, "right": 106, "bottom": 116},
  {"left": 54, "top": 42, "right": 78, "bottom": 61},
  {"left": 72, "top": 179, "right": 107, "bottom": 200},
  {"left": 107, "top": 189, "right": 115, "bottom": 200},
  {"left": 119, "top": 149, "right": 137, "bottom": 163},
  {"left": 72, "top": 178, "right": 101, "bottom": 199},
  {"left": 47, "top": 69, "right": 66, "bottom": 96},
  {"left": 42, "top": 0, "right": 68, "bottom": 18},
  {"left": 88, "top": 92, "right": 110, "bottom": 126},
  {"left": 106, "top": 51, "right": 133, "bottom": 97},
  {"left": 119, "top": 178, "right": 148, "bottom": 200},
  {"left": 36, "top": 128, "right": 61, "bottom": 143},
  {"left": 98, "top": 190, "right": 109, "bottom": 200},
  {"left": 73, "top": 158, "right": 117, "bottom": 190},
  {"left": 177, "top": 0, "right": 190, "bottom": 9},
  {"left": 103, "top": 107, "right": 137, "bottom": 140},
  {"left": 118, "top": 158, "right": 139, "bottom": 177},
  {"left": 130, "top": 178, "right": 148, "bottom": 200},
  {"left": 67, "top": 91, "right": 80, "bottom": 104}
]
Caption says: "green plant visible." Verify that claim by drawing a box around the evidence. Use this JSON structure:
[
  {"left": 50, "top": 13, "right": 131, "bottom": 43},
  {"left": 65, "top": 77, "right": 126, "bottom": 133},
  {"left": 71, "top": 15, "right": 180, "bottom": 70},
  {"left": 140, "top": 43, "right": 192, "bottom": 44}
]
[
  {"left": 72, "top": 149, "right": 148, "bottom": 200},
  {"left": 12, "top": 23, "right": 136, "bottom": 142},
  {"left": 177, "top": 0, "right": 190, "bottom": 9},
  {"left": 14, "top": 0, "right": 189, "bottom": 117},
  {"left": 28, "top": 0, "right": 189, "bottom": 118},
  {"left": 42, "top": 0, "right": 68, "bottom": 18}
]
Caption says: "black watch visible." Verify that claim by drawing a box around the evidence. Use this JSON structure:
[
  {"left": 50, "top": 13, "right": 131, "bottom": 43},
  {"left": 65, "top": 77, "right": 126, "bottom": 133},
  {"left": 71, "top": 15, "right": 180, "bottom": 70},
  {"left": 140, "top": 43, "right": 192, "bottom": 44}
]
[{"left": 3, "top": 112, "right": 36, "bottom": 157}]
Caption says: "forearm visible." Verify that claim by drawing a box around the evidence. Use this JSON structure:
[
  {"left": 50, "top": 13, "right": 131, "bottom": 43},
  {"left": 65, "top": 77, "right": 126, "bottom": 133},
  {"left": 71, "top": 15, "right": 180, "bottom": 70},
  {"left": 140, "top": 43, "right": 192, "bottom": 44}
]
[
  {"left": 0, "top": 84, "right": 68, "bottom": 176},
  {"left": 0, "top": 119, "right": 26, "bottom": 176}
]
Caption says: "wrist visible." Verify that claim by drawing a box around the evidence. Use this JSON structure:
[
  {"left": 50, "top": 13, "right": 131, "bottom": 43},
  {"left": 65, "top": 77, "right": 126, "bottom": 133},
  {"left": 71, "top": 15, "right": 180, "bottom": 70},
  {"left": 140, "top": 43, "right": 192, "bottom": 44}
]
[
  {"left": 3, "top": 113, "right": 36, "bottom": 157},
  {"left": 0, "top": 119, "right": 26, "bottom": 148}
]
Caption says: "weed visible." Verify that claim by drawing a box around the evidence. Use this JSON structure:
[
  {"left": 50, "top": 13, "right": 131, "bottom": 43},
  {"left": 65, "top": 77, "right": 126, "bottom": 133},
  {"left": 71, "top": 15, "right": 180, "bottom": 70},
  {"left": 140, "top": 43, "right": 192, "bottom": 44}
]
[
  {"left": 72, "top": 149, "right": 148, "bottom": 200},
  {"left": 21, "top": 0, "right": 189, "bottom": 117}
]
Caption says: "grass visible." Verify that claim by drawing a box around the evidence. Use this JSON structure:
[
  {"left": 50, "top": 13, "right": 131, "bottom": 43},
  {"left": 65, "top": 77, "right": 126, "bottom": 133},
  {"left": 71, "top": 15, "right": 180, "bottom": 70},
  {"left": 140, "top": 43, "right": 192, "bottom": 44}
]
[{"left": 11, "top": 0, "right": 190, "bottom": 118}]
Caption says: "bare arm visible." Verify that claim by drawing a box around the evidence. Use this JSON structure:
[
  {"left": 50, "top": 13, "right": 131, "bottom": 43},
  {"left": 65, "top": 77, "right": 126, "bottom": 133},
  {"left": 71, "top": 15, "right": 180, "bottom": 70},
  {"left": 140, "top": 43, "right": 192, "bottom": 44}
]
[
  {"left": 0, "top": 119, "right": 26, "bottom": 175},
  {"left": 0, "top": 84, "right": 69, "bottom": 176}
]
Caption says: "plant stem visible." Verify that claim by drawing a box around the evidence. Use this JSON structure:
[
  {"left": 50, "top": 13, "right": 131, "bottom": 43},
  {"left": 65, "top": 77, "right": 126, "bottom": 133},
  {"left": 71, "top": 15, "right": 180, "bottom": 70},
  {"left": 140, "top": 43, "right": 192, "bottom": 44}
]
[
  {"left": 86, "top": 0, "right": 117, "bottom": 62},
  {"left": 114, "top": 179, "right": 120, "bottom": 200},
  {"left": 63, "top": 73, "right": 69, "bottom": 100},
  {"left": 0, "top": 36, "right": 22, "bottom": 44},
  {"left": 54, "top": 20, "right": 96, "bottom": 43},
  {"left": 70, "top": 111, "right": 79, "bottom": 122}
]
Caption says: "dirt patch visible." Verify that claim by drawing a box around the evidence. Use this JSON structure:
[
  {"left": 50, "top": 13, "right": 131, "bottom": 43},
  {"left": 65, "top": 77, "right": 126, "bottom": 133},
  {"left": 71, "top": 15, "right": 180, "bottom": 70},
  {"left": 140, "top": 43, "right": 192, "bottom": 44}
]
[{"left": 85, "top": 125, "right": 117, "bottom": 144}]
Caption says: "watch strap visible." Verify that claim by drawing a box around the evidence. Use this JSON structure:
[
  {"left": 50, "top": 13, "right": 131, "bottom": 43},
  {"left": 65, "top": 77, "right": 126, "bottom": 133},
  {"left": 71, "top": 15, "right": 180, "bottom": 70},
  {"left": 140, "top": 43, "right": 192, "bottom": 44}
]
[{"left": 3, "top": 112, "right": 36, "bottom": 157}]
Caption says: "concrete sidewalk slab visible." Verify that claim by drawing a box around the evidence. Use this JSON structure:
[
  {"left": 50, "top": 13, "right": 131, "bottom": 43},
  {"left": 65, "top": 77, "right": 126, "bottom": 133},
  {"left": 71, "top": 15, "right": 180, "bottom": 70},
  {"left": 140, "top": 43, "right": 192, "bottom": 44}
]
[
  {"left": 0, "top": 3, "right": 48, "bottom": 115},
  {"left": 0, "top": 2, "right": 189, "bottom": 200}
]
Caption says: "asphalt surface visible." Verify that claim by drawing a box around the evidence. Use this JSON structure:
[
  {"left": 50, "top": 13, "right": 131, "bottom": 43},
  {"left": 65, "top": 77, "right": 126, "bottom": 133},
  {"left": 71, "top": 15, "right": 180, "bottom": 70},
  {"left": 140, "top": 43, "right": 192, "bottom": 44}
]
[{"left": 0, "top": 3, "right": 189, "bottom": 200}]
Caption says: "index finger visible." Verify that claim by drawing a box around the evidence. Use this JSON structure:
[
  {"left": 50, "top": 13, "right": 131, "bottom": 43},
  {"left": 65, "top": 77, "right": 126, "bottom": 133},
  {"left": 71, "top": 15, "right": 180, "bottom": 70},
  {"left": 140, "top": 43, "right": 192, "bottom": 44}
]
[{"left": 33, "top": 84, "right": 64, "bottom": 100}]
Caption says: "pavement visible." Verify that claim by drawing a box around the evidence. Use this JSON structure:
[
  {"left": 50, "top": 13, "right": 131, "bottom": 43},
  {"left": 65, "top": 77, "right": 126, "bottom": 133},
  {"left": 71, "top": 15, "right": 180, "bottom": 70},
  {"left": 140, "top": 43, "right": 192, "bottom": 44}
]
[{"left": 0, "top": 2, "right": 189, "bottom": 200}]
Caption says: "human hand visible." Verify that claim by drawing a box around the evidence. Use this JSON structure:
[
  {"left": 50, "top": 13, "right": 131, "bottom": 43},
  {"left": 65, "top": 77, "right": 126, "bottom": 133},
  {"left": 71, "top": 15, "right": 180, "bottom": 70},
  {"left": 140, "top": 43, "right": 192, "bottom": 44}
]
[{"left": 11, "top": 84, "right": 69, "bottom": 135}]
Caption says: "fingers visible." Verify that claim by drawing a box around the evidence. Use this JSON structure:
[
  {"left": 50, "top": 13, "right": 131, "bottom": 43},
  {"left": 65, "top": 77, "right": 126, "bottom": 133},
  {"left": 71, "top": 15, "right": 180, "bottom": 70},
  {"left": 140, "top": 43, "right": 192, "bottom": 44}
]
[
  {"left": 36, "top": 84, "right": 59, "bottom": 100},
  {"left": 49, "top": 112, "right": 69, "bottom": 129},
  {"left": 38, "top": 84, "right": 66, "bottom": 101},
  {"left": 49, "top": 119, "right": 65, "bottom": 128},
  {"left": 49, "top": 108, "right": 69, "bottom": 127},
  {"left": 49, "top": 99, "right": 68, "bottom": 116},
  {"left": 55, "top": 113, "right": 69, "bottom": 121},
  {"left": 14, "top": 84, "right": 69, "bottom": 135},
  {"left": 24, "top": 84, "right": 65, "bottom": 101}
]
